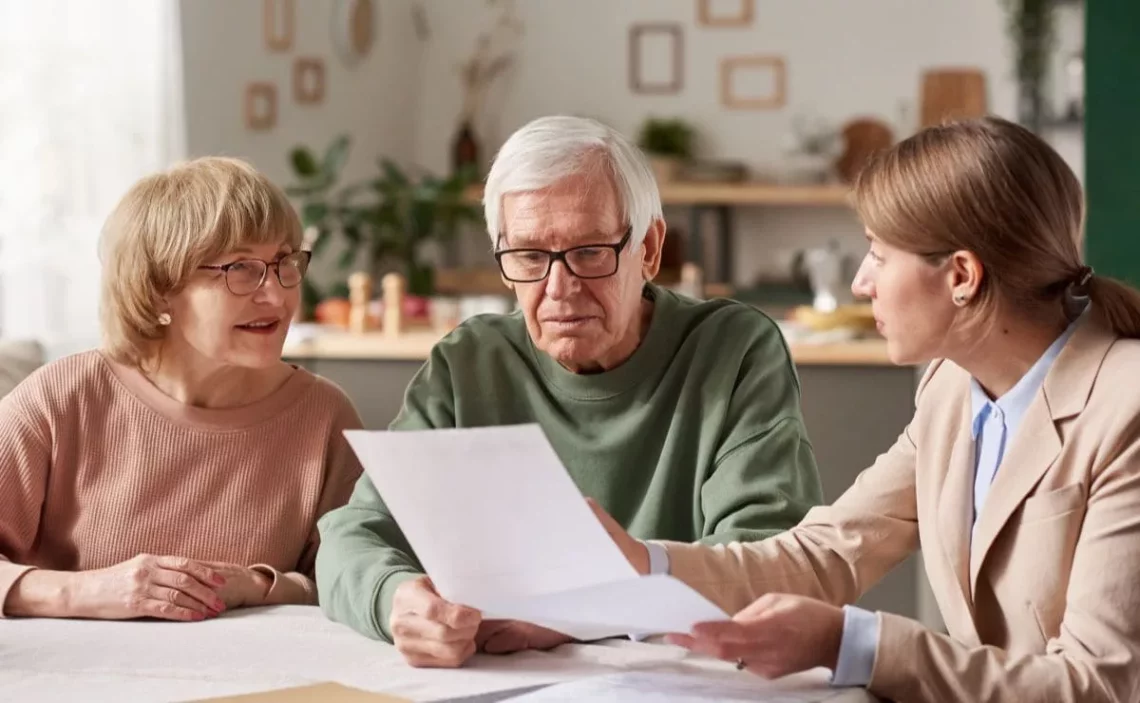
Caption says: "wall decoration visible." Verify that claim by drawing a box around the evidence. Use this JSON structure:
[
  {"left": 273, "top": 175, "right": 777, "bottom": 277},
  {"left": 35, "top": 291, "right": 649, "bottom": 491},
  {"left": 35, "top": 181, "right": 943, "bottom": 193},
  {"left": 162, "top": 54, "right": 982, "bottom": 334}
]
[
  {"left": 263, "top": 0, "right": 295, "bottom": 52},
  {"left": 698, "top": 0, "right": 754, "bottom": 27},
  {"left": 332, "top": 0, "right": 376, "bottom": 68},
  {"left": 245, "top": 83, "right": 277, "bottom": 130},
  {"left": 720, "top": 55, "right": 786, "bottom": 109},
  {"left": 835, "top": 118, "right": 894, "bottom": 183},
  {"left": 453, "top": 0, "right": 524, "bottom": 175},
  {"left": 919, "top": 68, "right": 987, "bottom": 128},
  {"left": 293, "top": 58, "right": 326, "bottom": 104},
  {"left": 629, "top": 24, "right": 683, "bottom": 95}
]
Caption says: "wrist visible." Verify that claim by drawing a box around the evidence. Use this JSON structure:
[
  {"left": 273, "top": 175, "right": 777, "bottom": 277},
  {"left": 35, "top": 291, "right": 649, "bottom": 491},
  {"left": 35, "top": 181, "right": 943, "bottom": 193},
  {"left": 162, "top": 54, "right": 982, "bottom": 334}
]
[
  {"left": 6, "top": 570, "right": 78, "bottom": 618},
  {"left": 246, "top": 567, "right": 272, "bottom": 604}
]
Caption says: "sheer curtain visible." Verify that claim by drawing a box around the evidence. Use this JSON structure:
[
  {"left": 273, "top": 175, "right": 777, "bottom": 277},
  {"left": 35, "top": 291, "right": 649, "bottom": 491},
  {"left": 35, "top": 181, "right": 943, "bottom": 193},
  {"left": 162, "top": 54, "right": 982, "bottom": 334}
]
[{"left": 0, "top": 0, "right": 187, "bottom": 359}]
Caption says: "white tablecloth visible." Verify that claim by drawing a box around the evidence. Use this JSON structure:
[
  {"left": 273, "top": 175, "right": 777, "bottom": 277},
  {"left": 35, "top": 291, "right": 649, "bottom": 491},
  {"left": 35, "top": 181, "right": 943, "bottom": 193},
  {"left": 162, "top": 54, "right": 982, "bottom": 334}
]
[{"left": 0, "top": 606, "right": 876, "bottom": 702}]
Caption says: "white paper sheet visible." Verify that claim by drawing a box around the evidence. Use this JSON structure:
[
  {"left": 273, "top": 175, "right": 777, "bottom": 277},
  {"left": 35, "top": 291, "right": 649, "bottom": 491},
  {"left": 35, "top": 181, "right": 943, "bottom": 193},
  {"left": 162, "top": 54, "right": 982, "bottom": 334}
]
[
  {"left": 344, "top": 424, "right": 730, "bottom": 641},
  {"left": 508, "top": 671, "right": 840, "bottom": 703}
]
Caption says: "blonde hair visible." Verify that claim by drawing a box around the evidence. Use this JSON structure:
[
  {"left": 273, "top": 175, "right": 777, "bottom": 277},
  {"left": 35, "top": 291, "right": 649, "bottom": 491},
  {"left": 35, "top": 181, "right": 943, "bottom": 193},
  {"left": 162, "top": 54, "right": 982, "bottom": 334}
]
[
  {"left": 854, "top": 115, "right": 1140, "bottom": 339},
  {"left": 99, "top": 156, "right": 303, "bottom": 367}
]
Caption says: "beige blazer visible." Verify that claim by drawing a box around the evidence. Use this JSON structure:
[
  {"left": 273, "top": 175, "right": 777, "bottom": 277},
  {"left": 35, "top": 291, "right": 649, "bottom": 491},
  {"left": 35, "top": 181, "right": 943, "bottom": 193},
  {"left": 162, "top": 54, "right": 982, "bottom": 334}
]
[{"left": 657, "top": 317, "right": 1140, "bottom": 703}]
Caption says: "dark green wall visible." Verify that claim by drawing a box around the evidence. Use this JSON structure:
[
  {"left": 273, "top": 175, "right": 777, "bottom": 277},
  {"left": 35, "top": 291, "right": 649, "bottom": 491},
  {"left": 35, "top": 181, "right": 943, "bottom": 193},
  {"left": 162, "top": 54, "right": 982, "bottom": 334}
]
[{"left": 1085, "top": 0, "right": 1140, "bottom": 285}]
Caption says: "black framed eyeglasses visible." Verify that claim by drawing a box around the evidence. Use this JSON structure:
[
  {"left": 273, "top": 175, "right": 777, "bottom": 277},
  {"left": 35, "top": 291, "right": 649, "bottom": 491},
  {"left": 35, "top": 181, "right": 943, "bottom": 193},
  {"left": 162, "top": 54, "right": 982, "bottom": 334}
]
[
  {"left": 199, "top": 250, "right": 312, "bottom": 295},
  {"left": 494, "top": 228, "right": 632, "bottom": 283}
]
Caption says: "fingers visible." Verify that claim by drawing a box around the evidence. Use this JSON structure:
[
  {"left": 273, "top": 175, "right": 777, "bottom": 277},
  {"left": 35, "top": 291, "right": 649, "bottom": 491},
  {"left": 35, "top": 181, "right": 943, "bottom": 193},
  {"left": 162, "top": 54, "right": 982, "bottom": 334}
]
[
  {"left": 691, "top": 620, "right": 748, "bottom": 642},
  {"left": 397, "top": 635, "right": 477, "bottom": 669},
  {"left": 475, "top": 619, "right": 515, "bottom": 648},
  {"left": 151, "top": 568, "right": 226, "bottom": 615},
  {"left": 481, "top": 627, "right": 530, "bottom": 655},
  {"left": 422, "top": 598, "right": 481, "bottom": 631},
  {"left": 587, "top": 498, "right": 624, "bottom": 538},
  {"left": 147, "top": 586, "right": 216, "bottom": 619},
  {"left": 393, "top": 614, "right": 479, "bottom": 645},
  {"left": 138, "top": 596, "right": 208, "bottom": 622},
  {"left": 153, "top": 556, "right": 226, "bottom": 588}
]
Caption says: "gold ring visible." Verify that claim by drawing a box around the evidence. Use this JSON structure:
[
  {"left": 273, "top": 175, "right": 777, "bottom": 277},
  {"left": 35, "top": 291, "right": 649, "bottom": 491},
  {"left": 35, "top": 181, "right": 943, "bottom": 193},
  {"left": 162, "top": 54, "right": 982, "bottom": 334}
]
[{"left": 735, "top": 658, "right": 746, "bottom": 671}]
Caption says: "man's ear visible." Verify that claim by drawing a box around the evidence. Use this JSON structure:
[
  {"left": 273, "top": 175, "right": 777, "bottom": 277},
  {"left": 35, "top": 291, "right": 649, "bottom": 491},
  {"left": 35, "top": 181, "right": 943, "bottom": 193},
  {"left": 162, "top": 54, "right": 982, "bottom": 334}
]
[{"left": 640, "top": 218, "right": 666, "bottom": 281}]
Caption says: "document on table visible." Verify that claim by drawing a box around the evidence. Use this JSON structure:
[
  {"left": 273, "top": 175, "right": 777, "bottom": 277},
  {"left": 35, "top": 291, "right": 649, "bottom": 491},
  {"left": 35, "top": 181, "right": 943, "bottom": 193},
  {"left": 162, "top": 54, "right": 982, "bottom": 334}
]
[
  {"left": 343, "top": 424, "right": 728, "bottom": 641},
  {"left": 508, "top": 672, "right": 841, "bottom": 703}
]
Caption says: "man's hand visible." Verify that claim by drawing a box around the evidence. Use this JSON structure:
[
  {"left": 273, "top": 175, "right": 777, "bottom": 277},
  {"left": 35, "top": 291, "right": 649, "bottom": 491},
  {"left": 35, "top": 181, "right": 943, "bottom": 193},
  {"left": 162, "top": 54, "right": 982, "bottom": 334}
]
[
  {"left": 587, "top": 498, "right": 649, "bottom": 575},
  {"left": 390, "top": 576, "right": 481, "bottom": 668},
  {"left": 476, "top": 620, "right": 573, "bottom": 655}
]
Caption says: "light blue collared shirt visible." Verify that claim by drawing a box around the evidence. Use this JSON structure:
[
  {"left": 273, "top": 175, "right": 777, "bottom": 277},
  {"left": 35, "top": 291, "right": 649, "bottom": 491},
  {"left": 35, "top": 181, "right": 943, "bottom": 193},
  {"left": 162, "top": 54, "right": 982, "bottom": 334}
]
[{"left": 831, "top": 314, "right": 1084, "bottom": 687}]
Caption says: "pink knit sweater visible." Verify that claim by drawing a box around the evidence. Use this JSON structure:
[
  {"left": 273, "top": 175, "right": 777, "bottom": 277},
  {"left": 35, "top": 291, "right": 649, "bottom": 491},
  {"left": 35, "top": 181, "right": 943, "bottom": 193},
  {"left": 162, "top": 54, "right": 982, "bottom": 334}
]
[{"left": 0, "top": 351, "right": 363, "bottom": 615}]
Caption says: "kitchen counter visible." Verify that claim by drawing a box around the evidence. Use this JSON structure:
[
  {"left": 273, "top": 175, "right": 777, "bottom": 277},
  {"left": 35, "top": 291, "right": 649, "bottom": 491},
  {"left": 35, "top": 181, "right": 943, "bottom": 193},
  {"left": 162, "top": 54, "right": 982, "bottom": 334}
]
[{"left": 282, "top": 326, "right": 896, "bottom": 366}]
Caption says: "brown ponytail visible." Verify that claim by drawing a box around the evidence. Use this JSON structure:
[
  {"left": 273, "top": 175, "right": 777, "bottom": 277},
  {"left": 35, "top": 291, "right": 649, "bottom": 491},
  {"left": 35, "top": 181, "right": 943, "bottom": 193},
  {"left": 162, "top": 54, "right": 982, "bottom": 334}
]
[
  {"left": 854, "top": 115, "right": 1140, "bottom": 340},
  {"left": 1089, "top": 275, "right": 1140, "bottom": 339}
]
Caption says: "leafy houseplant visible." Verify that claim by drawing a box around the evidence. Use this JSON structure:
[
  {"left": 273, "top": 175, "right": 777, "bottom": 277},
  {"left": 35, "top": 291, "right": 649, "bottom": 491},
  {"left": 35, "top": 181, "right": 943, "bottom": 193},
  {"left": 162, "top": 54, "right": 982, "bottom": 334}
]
[
  {"left": 286, "top": 136, "right": 484, "bottom": 308},
  {"left": 637, "top": 117, "right": 695, "bottom": 183},
  {"left": 1001, "top": 0, "right": 1057, "bottom": 132}
]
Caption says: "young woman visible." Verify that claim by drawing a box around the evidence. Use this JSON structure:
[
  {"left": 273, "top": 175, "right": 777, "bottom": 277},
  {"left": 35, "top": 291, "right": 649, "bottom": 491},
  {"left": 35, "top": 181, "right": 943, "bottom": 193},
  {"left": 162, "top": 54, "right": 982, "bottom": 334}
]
[
  {"left": 594, "top": 116, "right": 1140, "bottom": 702},
  {"left": 0, "top": 157, "right": 362, "bottom": 621}
]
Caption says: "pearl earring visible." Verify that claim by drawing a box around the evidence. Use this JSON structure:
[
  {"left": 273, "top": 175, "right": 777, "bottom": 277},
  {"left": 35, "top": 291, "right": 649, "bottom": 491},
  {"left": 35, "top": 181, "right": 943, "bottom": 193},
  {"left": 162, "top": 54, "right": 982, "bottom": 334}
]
[
  {"left": 953, "top": 294, "right": 969, "bottom": 306},
  {"left": 158, "top": 312, "right": 172, "bottom": 326}
]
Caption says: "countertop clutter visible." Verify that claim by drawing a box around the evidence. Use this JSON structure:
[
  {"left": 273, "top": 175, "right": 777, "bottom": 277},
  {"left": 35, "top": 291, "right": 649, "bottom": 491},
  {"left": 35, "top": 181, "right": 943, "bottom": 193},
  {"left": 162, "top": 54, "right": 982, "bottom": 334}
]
[{"left": 283, "top": 272, "right": 893, "bottom": 366}]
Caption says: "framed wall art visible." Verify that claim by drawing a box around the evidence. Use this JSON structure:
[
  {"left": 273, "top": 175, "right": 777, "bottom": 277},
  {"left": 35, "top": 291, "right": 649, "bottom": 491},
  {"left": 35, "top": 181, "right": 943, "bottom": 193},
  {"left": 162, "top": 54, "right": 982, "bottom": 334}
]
[
  {"left": 698, "top": 0, "right": 754, "bottom": 28},
  {"left": 720, "top": 55, "right": 786, "bottom": 109},
  {"left": 263, "top": 0, "right": 295, "bottom": 52},
  {"left": 294, "top": 57, "right": 326, "bottom": 104},
  {"left": 628, "top": 23, "right": 683, "bottom": 95},
  {"left": 245, "top": 82, "right": 278, "bottom": 130}
]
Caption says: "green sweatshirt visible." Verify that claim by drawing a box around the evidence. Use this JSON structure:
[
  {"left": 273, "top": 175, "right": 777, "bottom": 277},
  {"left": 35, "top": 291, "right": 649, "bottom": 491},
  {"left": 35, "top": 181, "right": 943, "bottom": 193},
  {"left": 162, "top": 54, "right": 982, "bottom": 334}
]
[{"left": 315, "top": 284, "right": 823, "bottom": 641}]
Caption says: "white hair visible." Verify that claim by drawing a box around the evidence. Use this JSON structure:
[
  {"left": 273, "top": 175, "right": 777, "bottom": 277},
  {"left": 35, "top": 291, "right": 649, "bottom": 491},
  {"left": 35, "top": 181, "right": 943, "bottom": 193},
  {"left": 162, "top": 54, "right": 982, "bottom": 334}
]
[{"left": 482, "top": 115, "right": 663, "bottom": 249}]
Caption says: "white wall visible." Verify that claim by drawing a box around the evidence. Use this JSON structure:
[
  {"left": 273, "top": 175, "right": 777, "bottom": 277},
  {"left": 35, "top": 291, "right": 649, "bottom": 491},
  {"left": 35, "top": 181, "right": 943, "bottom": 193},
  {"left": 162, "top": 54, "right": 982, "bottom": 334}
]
[
  {"left": 179, "top": 0, "right": 423, "bottom": 286},
  {"left": 412, "top": 0, "right": 1082, "bottom": 285}
]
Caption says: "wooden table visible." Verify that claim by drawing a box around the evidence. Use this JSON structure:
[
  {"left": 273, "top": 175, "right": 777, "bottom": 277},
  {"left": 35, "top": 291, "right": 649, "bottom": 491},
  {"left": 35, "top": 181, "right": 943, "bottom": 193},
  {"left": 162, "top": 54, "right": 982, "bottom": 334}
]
[{"left": 0, "top": 606, "right": 878, "bottom": 702}]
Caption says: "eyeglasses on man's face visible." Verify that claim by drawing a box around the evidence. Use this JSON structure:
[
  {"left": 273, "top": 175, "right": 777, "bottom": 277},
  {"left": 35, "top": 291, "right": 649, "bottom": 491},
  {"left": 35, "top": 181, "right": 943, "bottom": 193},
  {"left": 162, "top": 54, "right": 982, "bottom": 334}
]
[
  {"left": 199, "top": 250, "right": 312, "bottom": 295},
  {"left": 494, "top": 228, "right": 632, "bottom": 283}
]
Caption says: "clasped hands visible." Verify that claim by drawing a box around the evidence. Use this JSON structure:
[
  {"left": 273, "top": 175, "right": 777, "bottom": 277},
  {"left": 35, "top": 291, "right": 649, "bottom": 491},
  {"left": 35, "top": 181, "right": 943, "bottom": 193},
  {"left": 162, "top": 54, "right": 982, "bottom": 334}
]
[{"left": 391, "top": 500, "right": 843, "bottom": 678}]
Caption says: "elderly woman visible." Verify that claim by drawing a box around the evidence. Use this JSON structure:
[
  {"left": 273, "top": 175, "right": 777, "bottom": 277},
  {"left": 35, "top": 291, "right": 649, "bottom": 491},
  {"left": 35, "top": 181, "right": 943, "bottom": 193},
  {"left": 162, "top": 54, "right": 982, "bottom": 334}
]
[
  {"left": 594, "top": 117, "right": 1140, "bottom": 702},
  {"left": 316, "top": 116, "right": 824, "bottom": 666},
  {"left": 0, "top": 157, "right": 363, "bottom": 622}
]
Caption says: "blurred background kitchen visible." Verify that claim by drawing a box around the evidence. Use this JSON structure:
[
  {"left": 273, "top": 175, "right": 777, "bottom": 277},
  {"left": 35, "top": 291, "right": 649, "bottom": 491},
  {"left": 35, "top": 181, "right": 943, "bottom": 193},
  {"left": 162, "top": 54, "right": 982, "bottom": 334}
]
[{"left": 0, "top": 0, "right": 1133, "bottom": 629}]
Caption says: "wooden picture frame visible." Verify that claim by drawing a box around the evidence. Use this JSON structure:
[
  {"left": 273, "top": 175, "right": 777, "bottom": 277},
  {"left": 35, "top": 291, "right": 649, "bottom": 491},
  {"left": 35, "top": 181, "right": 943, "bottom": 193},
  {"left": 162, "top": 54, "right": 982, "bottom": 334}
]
[
  {"left": 698, "top": 0, "right": 754, "bottom": 27},
  {"left": 293, "top": 57, "right": 326, "bottom": 104},
  {"left": 720, "top": 55, "right": 786, "bottom": 109},
  {"left": 264, "top": 0, "right": 295, "bottom": 52},
  {"left": 245, "top": 83, "right": 277, "bottom": 130},
  {"left": 628, "top": 24, "right": 683, "bottom": 95}
]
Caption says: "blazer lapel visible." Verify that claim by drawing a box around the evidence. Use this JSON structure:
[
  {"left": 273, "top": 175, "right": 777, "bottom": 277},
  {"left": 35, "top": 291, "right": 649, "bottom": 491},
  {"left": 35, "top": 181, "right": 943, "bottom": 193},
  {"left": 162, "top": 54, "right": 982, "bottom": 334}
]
[
  {"left": 968, "top": 316, "right": 1116, "bottom": 592},
  {"left": 936, "top": 402, "right": 977, "bottom": 617},
  {"left": 968, "top": 397, "right": 1061, "bottom": 591}
]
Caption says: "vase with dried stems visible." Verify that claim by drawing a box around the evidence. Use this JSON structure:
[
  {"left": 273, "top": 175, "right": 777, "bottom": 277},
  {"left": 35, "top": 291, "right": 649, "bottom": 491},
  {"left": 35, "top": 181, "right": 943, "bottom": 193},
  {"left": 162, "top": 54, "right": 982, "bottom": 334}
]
[{"left": 453, "top": 0, "right": 523, "bottom": 176}]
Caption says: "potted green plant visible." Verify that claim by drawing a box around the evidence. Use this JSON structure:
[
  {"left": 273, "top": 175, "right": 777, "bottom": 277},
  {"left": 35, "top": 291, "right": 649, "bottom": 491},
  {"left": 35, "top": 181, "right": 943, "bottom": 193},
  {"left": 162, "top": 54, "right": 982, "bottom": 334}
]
[
  {"left": 286, "top": 135, "right": 484, "bottom": 317},
  {"left": 637, "top": 117, "right": 695, "bottom": 183},
  {"left": 1001, "top": 0, "right": 1057, "bottom": 132}
]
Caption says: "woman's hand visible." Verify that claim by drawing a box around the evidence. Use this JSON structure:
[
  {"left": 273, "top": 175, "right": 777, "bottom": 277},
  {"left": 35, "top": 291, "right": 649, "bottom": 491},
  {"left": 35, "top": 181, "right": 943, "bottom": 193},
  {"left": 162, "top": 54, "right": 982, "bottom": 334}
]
[
  {"left": 476, "top": 620, "right": 573, "bottom": 655},
  {"left": 666, "top": 594, "right": 845, "bottom": 679},
  {"left": 587, "top": 498, "right": 649, "bottom": 575},
  {"left": 199, "top": 562, "right": 272, "bottom": 608},
  {"left": 15, "top": 554, "right": 228, "bottom": 621}
]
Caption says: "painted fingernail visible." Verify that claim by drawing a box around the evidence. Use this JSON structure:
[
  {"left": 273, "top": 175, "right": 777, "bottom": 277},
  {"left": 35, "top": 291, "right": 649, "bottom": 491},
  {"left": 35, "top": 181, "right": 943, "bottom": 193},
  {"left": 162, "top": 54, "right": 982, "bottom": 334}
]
[
  {"left": 192, "top": 612, "right": 206, "bottom": 621},
  {"left": 212, "top": 574, "right": 226, "bottom": 586},
  {"left": 214, "top": 600, "right": 226, "bottom": 612}
]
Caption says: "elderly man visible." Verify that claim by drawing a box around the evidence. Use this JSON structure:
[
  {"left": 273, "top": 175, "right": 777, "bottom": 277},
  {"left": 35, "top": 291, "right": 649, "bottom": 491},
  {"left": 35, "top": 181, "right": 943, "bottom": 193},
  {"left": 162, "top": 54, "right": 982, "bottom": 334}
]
[{"left": 315, "top": 115, "right": 823, "bottom": 667}]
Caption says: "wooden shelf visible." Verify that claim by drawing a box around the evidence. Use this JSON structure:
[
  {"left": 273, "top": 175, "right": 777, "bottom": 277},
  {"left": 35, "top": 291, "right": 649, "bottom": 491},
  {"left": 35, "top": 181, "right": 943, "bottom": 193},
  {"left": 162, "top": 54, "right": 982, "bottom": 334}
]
[
  {"left": 283, "top": 327, "right": 894, "bottom": 366},
  {"left": 465, "top": 182, "right": 851, "bottom": 208}
]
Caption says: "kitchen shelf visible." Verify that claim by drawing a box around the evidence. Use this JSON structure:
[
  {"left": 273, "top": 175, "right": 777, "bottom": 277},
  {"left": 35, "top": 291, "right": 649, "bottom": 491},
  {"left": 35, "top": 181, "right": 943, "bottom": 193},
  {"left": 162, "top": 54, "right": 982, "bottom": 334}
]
[{"left": 465, "top": 182, "right": 851, "bottom": 207}]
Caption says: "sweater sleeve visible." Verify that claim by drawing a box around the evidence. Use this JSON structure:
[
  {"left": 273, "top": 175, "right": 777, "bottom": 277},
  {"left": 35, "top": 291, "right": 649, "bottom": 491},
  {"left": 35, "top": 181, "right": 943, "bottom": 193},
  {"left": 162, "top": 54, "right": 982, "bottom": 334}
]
[
  {"left": 0, "top": 395, "right": 52, "bottom": 617},
  {"left": 251, "top": 392, "right": 366, "bottom": 607},
  {"left": 697, "top": 315, "right": 824, "bottom": 544},
  {"left": 315, "top": 346, "right": 455, "bottom": 641}
]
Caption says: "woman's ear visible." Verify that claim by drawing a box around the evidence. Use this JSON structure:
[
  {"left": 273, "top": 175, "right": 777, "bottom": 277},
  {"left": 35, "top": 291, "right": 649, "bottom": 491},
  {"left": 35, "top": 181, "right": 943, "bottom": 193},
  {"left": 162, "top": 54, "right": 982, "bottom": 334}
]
[{"left": 947, "top": 250, "right": 984, "bottom": 305}]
